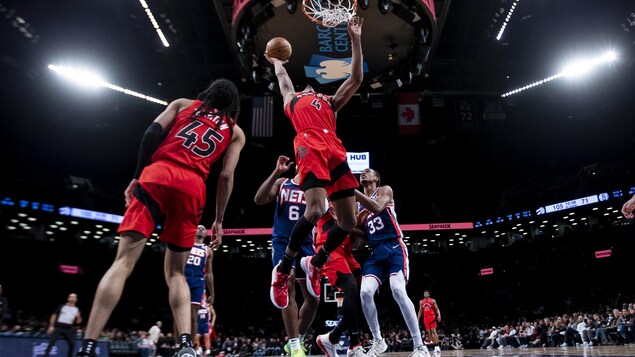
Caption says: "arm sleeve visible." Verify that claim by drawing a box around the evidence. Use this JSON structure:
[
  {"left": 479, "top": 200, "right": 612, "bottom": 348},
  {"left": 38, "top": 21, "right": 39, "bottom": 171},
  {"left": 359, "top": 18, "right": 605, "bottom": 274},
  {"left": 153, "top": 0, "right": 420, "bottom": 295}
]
[{"left": 133, "top": 122, "right": 165, "bottom": 179}]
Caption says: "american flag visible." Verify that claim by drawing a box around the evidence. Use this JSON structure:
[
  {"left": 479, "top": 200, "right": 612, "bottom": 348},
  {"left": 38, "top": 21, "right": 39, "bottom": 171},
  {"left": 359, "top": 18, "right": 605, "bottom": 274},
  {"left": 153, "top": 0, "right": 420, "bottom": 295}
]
[{"left": 251, "top": 96, "right": 274, "bottom": 137}]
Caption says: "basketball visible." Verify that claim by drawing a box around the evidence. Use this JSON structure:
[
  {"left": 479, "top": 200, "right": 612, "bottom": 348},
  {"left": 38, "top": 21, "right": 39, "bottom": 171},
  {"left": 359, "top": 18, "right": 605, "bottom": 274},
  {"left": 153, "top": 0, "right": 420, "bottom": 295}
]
[{"left": 265, "top": 37, "right": 292, "bottom": 61}]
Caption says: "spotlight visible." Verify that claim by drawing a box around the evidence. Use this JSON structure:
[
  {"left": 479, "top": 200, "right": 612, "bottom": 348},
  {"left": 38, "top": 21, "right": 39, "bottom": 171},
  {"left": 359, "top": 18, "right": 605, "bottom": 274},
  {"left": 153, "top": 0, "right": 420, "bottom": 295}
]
[
  {"left": 286, "top": 0, "right": 297, "bottom": 14},
  {"left": 379, "top": 0, "right": 390, "bottom": 14}
]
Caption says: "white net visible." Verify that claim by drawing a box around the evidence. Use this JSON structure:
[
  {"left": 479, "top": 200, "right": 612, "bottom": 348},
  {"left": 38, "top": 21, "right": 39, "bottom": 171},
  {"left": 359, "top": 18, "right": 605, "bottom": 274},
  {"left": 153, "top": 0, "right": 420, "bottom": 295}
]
[{"left": 302, "top": 0, "right": 357, "bottom": 27}]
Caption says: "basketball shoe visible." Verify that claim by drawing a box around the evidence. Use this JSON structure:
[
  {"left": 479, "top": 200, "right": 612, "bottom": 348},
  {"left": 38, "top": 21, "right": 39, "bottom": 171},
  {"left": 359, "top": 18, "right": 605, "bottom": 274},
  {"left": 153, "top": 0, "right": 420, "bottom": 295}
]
[
  {"left": 290, "top": 345, "right": 306, "bottom": 357},
  {"left": 366, "top": 338, "right": 387, "bottom": 357},
  {"left": 410, "top": 345, "right": 431, "bottom": 357},
  {"left": 284, "top": 341, "right": 308, "bottom": 354},
  {"left": 270, "top": 262, "right": 289, "bottom": 308},
  {"left": 347, "top": 345, "right": 367, "bottom": 357},
  {"left": 174, "top": 345, "right": 197, "bottom": 357},
  {"left": 300, "top": 256, "right": 321, "bottom": 298},
  {"left": 316, "top": 333, "right": 339, "bottom": 357}
]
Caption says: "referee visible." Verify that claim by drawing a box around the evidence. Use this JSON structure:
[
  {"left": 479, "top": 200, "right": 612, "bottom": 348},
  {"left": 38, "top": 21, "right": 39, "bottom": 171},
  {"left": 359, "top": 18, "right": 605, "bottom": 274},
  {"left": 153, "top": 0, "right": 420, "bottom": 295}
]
[{"left": 44, "top": 293, "right": 83, "bottom": 357}]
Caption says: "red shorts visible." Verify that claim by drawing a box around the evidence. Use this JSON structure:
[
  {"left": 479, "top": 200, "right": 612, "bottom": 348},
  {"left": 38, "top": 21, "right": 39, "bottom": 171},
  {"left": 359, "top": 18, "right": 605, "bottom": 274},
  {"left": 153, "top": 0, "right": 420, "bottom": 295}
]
[
  {"left": 294, "top": 130, "right": 359, "bottom": 196},
  {"left": 423, "top": 315, "right": 437, "bottom": 330},
  {"left": 320, "top": 242, "right": 360, "bottom": 286},
  {"left": 118, "top": 162, "right": 205, "bottom": 249}
]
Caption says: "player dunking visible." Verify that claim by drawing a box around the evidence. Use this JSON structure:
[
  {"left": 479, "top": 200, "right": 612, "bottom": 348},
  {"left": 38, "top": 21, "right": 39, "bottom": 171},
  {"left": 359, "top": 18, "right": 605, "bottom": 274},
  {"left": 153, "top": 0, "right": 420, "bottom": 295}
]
[
  {"left": 355, "top": 169, "right": 430, "bottom": 357},
  {"left": 76, "top": 79, "right": 246, "bottom": 357},
  {"left": 265, "top": 18, "right": 364, "bottom": 332},
  {"left": 315, "top": 202, "right": 366, "bottom": 357},
  {"left": 418, "top": 290, "right": 442, "bottom": 354},
  {"left": 254, "top": 155, "right": 320, "bottom": 357}
]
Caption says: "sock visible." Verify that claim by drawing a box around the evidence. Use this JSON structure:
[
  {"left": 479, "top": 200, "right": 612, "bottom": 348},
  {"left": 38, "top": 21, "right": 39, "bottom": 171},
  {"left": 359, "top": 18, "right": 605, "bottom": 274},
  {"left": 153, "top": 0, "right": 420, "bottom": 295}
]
[
  {"left": 289, "top": 338, "right": 301, "bottom": 351},
  {"left": 349, "top": 332, "right": 360, "bottom": 348},
  {"left": 329, "top": 326, "right": 343, "bottom": 344},
  {"left": 278, "top": 254, "right": 295, "bottom": 275},
  {"left": 180, "top": 333, "right": 192, "bottom": 348},
  {"left": 310, "top": 247, "right": 330, "bottom": 268},
  {"left": 80, "top": 339, "right": 97, "bottom": 355},
  {"left": 411, "top": 332, "right": 423, "bottom": 349}
]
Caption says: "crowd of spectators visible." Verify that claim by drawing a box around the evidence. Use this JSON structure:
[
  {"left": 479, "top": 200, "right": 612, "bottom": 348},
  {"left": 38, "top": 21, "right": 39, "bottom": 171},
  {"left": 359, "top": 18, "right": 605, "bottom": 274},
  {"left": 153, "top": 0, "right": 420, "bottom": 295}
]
[{"left": 1, "top": 296, "right": 633, "bottom": 356}]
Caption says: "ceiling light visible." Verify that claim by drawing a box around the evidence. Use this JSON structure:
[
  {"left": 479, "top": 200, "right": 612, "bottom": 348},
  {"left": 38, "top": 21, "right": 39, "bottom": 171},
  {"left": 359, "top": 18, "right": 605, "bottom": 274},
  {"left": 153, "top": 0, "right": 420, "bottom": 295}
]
[
  {"left": 138, "top": 0, "right": 170, "bottom": 47},
  {"left": 48, "top": 64, "right": 168, "bottom": 105},
  {"left": 496, "top": 0, "right": 520, "bottom": 41}
]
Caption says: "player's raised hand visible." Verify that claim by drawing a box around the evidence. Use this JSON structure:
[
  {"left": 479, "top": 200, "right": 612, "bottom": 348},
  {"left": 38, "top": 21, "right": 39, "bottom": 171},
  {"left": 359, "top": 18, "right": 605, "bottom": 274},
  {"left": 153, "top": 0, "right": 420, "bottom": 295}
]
[
  {"left": 210, "top": 221, "right": 223, "bottom": 250},
  {"left": 348, "top": 16, "right": 363, "bottom": 38},
  {"left": 275, "top": 155, "right": 294, "bottom": 174},
  {"left": 622, "top": 194, "right": 635, "bottom": 219},
  {"left": 124, "top": 179, "right": 139, "bottom": 208},
  {"left": 264, "top": 52, "right": 288, "bottom": 66}
]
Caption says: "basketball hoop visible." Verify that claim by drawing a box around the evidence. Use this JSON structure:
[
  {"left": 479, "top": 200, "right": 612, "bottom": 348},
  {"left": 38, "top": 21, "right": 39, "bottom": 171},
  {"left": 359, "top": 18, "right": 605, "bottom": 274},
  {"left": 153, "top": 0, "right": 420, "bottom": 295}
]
[{"left": 302, "top": 0, "right": 357, "bottom": 27}]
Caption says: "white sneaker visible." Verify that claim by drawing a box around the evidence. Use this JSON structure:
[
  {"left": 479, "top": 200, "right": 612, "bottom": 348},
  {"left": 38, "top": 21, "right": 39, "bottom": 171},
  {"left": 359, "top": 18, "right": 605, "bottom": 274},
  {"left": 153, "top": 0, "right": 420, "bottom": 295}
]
[
  {"left": 317, "top": 333, "right": 339, "bottom": 357},
  {"left": 560, "top": 343, "right": 568, "bottom": 347},
  {"left": 347, "top": 346, "right": 366, "bottom": 357},
  {"left": 409, "top": 345, "right": 431, "bottom": 357},
  {"left": 366, "top": 339, "right": 387, "bottom": 357},
  {"left": 197, "top": 347, "right": 203, "bottom": 356},
  {"left": 434, "top": 346, "right": 441, "bottom": 353}
]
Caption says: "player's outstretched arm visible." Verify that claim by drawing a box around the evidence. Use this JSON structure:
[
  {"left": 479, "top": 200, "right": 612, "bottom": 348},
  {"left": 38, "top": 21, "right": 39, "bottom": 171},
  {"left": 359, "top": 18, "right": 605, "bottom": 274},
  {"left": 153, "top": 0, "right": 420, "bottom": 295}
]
[
  {"left": 331, "top": 16, "right": 363, "bottom": 112},
  {"left": 211, "top": 125, "right": 246, "bottom": 250},
  {"left": 205, "top": 247, "right": 215, "bottom": 304},
  {"left": 265, "top": 54, "right": 296, "bottom": 107},
  {"left": 354, "top": 185, "right": 392, "bottom": 214},
  {"left": 254, "top": 155, "right": 294, "bottom": 205}
]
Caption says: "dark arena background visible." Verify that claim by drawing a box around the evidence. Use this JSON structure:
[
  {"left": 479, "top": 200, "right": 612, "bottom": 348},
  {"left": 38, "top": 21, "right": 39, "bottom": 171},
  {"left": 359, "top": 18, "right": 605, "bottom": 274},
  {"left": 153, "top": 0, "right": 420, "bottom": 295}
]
[{"left": 1, "top": 0, "right": 635, "bottom": 356}]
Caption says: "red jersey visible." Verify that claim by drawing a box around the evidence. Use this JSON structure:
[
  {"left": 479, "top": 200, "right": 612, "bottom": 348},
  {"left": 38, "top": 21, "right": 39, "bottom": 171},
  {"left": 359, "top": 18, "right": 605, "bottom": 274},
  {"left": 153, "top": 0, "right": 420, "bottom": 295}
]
[
  {"left": 284, "top": 91, "right": 335, "bottom": 134},
  {"left": 150, "top": 100, "right": 235, "bottom": 182},
  {"left": 420, "top": 298, "right": 436, "bottom": 316}
]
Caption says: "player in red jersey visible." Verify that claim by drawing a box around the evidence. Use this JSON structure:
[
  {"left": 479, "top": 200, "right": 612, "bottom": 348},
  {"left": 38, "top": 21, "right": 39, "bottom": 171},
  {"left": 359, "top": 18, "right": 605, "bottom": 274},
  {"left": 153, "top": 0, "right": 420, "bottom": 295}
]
[
  {"left": 417, "top": 290, "right": 442, "bottom": 354},
  {"left": 76, "top": 79, "right": 246, "bottom": 357},
  {"left": 264, "top": 19, "right": 364, "bottom": 356},
  {"left": 315, "top": 203, "right": 365, "bottom": 357}
]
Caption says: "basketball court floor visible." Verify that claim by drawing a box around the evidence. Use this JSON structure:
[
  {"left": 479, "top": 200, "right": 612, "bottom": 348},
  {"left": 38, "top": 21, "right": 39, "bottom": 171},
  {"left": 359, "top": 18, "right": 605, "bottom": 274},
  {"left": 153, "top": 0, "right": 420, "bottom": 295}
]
[{"left": 355, "top": 346, "right": 635, "bottom": 357}]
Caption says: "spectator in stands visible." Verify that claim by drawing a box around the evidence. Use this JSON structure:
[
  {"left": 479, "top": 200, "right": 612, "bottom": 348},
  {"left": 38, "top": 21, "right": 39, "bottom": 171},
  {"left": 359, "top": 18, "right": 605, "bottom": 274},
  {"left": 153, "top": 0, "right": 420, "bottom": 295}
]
[
  {"left": 136, "top": 330, "right": 156, "bottom": 357},
  {"left": 449, "top": 334, "right": 463, "bottom": 350},
  {"left": 148, "top": 321, "right": 162, "bottom": 356},
  {"left": 593, "top": 313, "right": 609, "bottom": 345},
  {"left": 481, "top": 326, "right": 498, "bottom": 349},
  {"left": 576, "top": 315, "right": 592, "bottom": 346}
]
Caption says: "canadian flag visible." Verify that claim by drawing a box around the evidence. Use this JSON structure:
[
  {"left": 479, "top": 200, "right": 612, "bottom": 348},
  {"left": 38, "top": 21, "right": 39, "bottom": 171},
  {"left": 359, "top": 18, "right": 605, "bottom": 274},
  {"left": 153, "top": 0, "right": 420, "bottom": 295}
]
[{"left": 397, "top": 93, "right": 421, "bottom": 136}]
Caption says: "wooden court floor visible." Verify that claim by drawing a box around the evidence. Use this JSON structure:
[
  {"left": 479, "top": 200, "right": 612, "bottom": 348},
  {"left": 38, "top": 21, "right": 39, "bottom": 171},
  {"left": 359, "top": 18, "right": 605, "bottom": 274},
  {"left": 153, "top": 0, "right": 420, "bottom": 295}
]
[{"left": 366, "top": 346, "right": 635, "bottom": 357}]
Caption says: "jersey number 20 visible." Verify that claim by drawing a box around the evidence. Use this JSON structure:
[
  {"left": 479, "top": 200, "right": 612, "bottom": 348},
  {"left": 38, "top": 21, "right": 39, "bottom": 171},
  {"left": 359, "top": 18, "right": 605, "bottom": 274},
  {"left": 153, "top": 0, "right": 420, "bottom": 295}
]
[
  {"left": 187, "top": 255, "right": 202, "bottom": 266},
  {"left": 177, "top": 120, "right": 223, "bottom": 157}
]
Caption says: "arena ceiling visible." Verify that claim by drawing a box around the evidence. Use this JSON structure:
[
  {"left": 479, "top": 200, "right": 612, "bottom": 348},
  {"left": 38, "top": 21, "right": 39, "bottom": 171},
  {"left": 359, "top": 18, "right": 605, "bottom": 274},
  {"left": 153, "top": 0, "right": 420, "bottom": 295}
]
[{"left": 0, "top": 0, "right": 634, "bottom": 225}]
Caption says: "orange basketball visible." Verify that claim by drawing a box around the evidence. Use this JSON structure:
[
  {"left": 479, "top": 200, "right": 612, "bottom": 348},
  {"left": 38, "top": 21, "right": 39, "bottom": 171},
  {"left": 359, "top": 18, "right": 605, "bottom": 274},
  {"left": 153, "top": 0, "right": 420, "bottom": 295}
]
[{"left": 266, "top": 37, "right": 292, "bottom": 61}]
